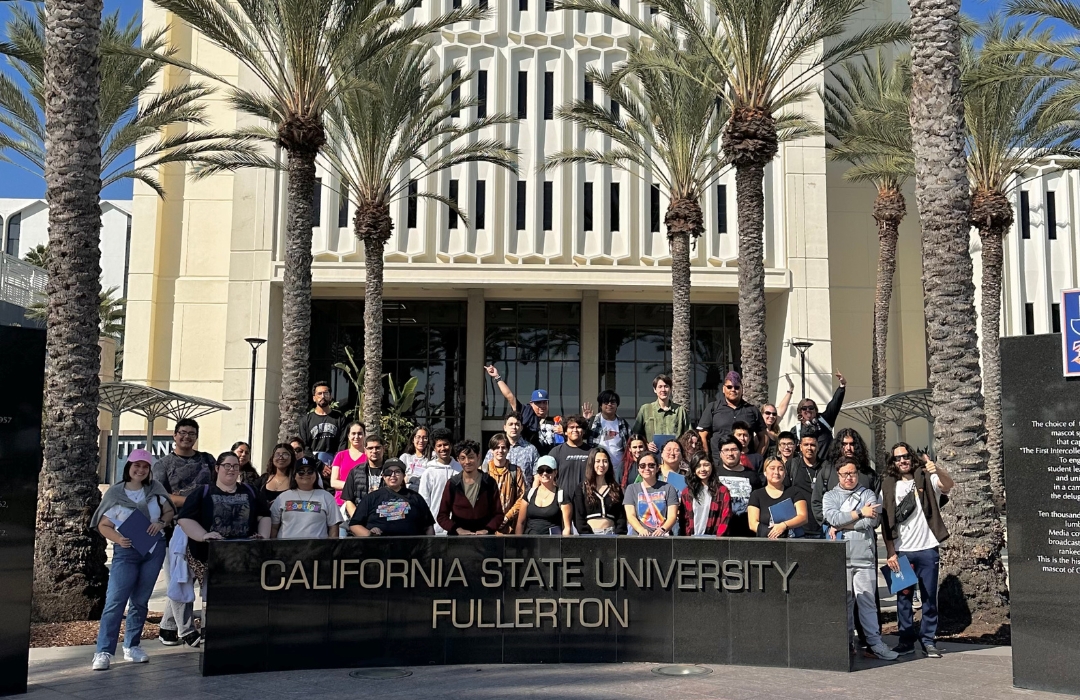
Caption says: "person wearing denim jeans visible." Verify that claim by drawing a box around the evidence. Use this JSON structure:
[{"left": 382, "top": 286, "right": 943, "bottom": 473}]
[
  {"left": 880, "top": 442, "right": 954, "bottom": 659},
  {"left": 90, "top": 450, "right": 173, "bottom": 670}
]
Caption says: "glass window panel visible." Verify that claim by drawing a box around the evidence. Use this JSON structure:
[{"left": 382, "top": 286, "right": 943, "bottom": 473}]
[
  {"left": 548, "top": 361, "right": 580, "bottom": 418},
  {"left": 612, "top": 361, "right": 638, "bottom": 420},
  {"left": 635, "top": 330, "right": 668, "bottom": 362},
  {"left": 396, "top": 325, "right": 428, "bottom": 360}
]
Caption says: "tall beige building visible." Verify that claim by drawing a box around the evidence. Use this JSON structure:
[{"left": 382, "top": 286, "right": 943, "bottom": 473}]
[{"left": 123, "top": 0, "right": 934, "bottom": 462}]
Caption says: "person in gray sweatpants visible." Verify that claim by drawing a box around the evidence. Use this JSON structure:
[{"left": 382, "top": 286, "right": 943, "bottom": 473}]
[{"left": 822, "top": 456, "right": 897, "bottom": 662}]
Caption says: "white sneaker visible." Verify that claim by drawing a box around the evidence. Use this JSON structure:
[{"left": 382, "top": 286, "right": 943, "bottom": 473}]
[
  {"left": 123, "top": 646, "right": 149, "bottom": 663},
  {"left": 91, "top": 652, "right": 112, "bottom": 671},
  {"left": 869, "top": 642, "right": 899, "bottom": 661}
]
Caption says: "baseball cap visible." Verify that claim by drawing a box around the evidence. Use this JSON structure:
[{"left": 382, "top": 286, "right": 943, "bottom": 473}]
[
  {"left": 531, "top": 389, "right": 549, "bottom": 402},
  {"left": 125, "top": 449, "right": 155, "bottom": 466},
  {"left": 535, "top": 456, "right": 558, "bottom": 473},
  {"left": 382, "top": 458, "right": 407, "bottom": 475}
]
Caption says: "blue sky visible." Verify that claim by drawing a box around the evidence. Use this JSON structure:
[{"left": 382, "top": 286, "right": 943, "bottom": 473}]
[{"left": 0, "top": 0, "right": 1043, "bottom": 201}]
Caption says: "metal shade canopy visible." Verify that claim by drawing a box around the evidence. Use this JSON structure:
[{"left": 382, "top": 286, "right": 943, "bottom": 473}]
[
  {"left": 840, "top": 388, "right": 935, "bottom": 458},
  {"left": 98, "top": 381, "right": 231, "bottom": 481}
]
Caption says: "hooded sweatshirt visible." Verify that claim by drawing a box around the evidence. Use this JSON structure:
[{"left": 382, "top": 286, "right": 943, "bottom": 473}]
[{"left": 822, "top": 484, "right": 880, "bottom": 569}]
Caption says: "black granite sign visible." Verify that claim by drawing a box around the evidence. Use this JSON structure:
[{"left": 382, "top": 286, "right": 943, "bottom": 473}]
[
  {"left": 204, "top": 536, "right": 849, "bottom": 675},
  {"left": 1002, "top": 334, "right": 1080, "bottom": 695},
  {"left": 0, "top": 327, "right": 45, "bottom": 697}
]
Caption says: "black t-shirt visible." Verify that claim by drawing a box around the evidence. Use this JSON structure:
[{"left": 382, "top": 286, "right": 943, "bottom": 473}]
[
  {"left": 178, "top": 483, "right": 270, "bottom": 562},
  {"left": 348, "top": 486, "right": 434, "bottom": 536},
  {"left": 714, "top": 467, "right": 762, "bottom": 538},
  {"left": 297, "top": 410, "right": 350, "bottom": 454},
  {"left": 548, "top": 443, "right": 590, "bottom": 497},
  {"left": 748, "top": 486, "right": 807, "bottom": 538},
  {"left": 696, "top": 400, "right": 764, "bottom": 460}
]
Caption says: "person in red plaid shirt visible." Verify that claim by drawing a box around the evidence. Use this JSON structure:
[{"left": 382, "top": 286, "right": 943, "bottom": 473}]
[{"left": 678, "top": 452, "right": 732, "bottom": 537}]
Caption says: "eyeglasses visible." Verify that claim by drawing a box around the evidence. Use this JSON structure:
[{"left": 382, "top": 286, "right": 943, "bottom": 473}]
[
  {"left": 219, "top": 463, "right": 240, "bottom": 472},
  {"left": 274, "top": 452, "right": 292, "bottom": 460},
  {"left": 602, "top": 399, "right": 618, "bottom": 405},
  {"left": 763, "top": 411, "right": 776, "bottom": 416},
  {"left": 837, "top": 471, "right": 858, "bottom": 479},
  {"left": 894, "top": 454, "right": 912, "bottom": 461},
  {"left": 176, "top": 430, "right": 197, "bottom": 438}
]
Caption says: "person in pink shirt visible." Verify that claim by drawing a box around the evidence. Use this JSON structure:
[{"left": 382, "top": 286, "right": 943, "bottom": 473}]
[{"left": 330, "top": 421, "right": 367, "bottom": 506}]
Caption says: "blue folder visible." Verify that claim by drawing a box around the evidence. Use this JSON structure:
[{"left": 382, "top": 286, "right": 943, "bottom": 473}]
[
  {"left": 653, "top": 434, "right": 676, "bottom": 452},
  {"left": 117, "top": 508, "right": 163, "bottom": 556},
  {"left": 880, "top": 554, "right": 919, "bottom": 594},
  {"left": 768, "top": 498, "right": 804, "bottom": 537}
]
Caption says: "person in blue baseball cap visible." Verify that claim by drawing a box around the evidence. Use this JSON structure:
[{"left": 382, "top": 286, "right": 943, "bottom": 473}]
[{"left": 485, "top": 364, "right": 560, "bottom": 456}]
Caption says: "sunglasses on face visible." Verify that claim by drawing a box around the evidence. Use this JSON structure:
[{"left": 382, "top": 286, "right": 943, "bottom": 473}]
[
  {"left": 537, "top": 467, "right": 555, "bottom": 475},
  {"left": 638, "top": 462, "right": 658, "bottom": 470},
  {"left": 724, "top": 385, "right": 741, "bottom": 391},
  {"left": 894, "top": 454, "right": 912, "bottom": 461},
  {"left": 763, "top": 411, "right": 776, "bottom": 416},
  {"left": 383, "top": 469, "right": 404, "bottom": 477},
  {"left": 295, "top": 469, "right": 317, "bottom": 476},
  {"left": 799, "top": 406, "right": 815, "bottom": 413}
]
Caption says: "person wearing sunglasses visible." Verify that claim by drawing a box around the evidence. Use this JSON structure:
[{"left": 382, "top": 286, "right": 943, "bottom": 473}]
[
  {"left": 349, "top": 459, "right": 435, "bottom": 537},
  {"left": 760, "top": 373, "right": 795, "bottom": 460},
  {"left": 822, "top": 457, "right": 897, "bottom": 661},
  {"left": 623, "top": 453, "right": 679, "bottom": 536},
  {"left": 581, "top": 390, "right": 632, "bottom": 474},
  {"left": 881, "top": 442, "right": 953, "bottom": 659},
  {"left": 270, "top": 459, "right": 341, "bottom": 539},
  {"left": 515, "top": 456, "right": 572, "bottom": 535},
  {"left": 792, "top": 371, "right": 847, "bottom": 460},
  {"left": 695, "top": 371, "right": 765, "bottom": 464}
]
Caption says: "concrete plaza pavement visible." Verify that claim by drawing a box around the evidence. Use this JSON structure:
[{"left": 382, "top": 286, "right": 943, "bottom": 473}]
[{"left": 26, "top": 639, "right": 1065, "bottom": 700}]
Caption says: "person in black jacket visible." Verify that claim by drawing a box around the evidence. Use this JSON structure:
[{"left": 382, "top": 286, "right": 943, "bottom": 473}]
[
  {"left": 572, "top": 448, "right": 626, "bottom": 535},
  {"left": 785, "top": 434, "right": 824, "bottom": 537},
  {"left": 791, "top": 371, "right": 847, "bottom": 460}
]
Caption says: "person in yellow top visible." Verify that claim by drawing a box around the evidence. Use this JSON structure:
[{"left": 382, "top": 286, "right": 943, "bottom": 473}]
[{"left": 484, "top": 433, "right": 527, "bottom": 534}]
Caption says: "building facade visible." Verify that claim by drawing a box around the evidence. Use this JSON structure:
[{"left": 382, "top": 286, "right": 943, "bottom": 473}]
[{"left": 124, "top": 0, "right": 939, "bottom": 461}]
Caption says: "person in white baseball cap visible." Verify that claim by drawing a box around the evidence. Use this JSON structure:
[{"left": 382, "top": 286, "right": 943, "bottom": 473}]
[{"left": 89, "top": 449, "right": 174, "bottom": 670}]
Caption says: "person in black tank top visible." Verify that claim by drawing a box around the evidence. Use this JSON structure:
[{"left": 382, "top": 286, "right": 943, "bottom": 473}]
[{"left": 515, "top": 456, "right": 572, "bottom": 535}]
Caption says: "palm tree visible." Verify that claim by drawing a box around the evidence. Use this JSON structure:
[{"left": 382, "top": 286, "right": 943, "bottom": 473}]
[
  {"left": 908, "top": 0, "right": 1008, "bottom": 631},
  {"left": 967, "top": 16, "right": 1080, "bottom": 508},
  {"left": 150, "top": 0, "right": 484, "bottom": 441},
  {"left": 0, "top": 6, "right": 263, "bottom": 197},
  {"left": 542, "top": 30, "right": 729, "bottom": 406},
  {"left": 27, "top": 283, "right": 126, "bottom": 340},
  {"left": 825, "top": 51, "right": 913, "bottom": 468},
  {"left": 559, "top": 0, "right": 905, "bottom": 406},
  {"left": 32, "top": 0, "right": 109, "bottom": 623},
  {"left": 320, "top": 45, "right": 519, "bottom": 426}
]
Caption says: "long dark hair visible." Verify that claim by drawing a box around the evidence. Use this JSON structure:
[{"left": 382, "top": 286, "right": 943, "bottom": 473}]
[
  {"left": 623, "top": 433, "right": 648, "bottom": 474},
  {"left": 823, "top": 428, "right": 870, "bottom": 471},
  {"left": 686, "top": 451, "right": 719, "bottom": 500},
  {"left": 677, "top": 430, "right": 702, "bottom": 459},
  {"left": 264, "top": 443, "right": 295, "bottom": 479},
  {"left": 584, "top": 447, "right": 621, "bottom": 508},
  {"left": 408, "top": 425, "right": 431, "bottom": 459},
  {"left": 885, "top": 441, "right": 918, "bottom": 481},
  {"left": 122, "top": 459, "right": 154, "bottom": 486}
]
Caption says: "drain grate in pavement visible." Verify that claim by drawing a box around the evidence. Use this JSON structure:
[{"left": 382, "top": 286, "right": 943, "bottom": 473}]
[
  {"left": 349, "top": 668, "right": 412, "bottom": 680},
  {"left": 652, "top": 665, "right": 712, "bottom": 677}
]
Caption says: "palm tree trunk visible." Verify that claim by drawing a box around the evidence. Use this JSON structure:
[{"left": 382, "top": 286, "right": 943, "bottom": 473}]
[
  {"left": 972, "top": 190, "right": 1013, "bottom": 510},
  {"left": 872, "top": 189, "right": 904, "bottom": 471},
  {"left": 908, "top": 0, "right": 1008, "bottom": 633},
  {"left": 276, "top": 148, "right": 318, "bottom": 443},
  {"left": 734, "top": 163, "right": 769, "bottom": 406},
  {"left": 356, "top": 202, "right": 393, "bottom": 431},
  {"left": 665, "top": 196, "right": 703, "bottom": 407},
  {"left": 33, "top": 0, "right": 109, "bottom": 622}
]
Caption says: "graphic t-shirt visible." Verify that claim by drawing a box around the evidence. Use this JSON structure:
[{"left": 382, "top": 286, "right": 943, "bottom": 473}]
[
  {"left": 349, "top": 487, "right": 435, "bottom": 536},
  {"left": 622, "top": 481, "right": 679, "bottom": 534},
  {"left": 153, "top": 451, "right": 214, "bottom": 497},
  {"left": 597, "top": 418, "right": 626, "bottom": 469},
  {"left": 297, "top": 410, "right": 349, "bottom": 454},
  {"left": 270, "top": 488, "right": 342, "bottom": 539},
  {"left": 715, "top": 467, "right": 762, "bottom": 538},
  {"left": 178, "top": 483, "right": 270, "bottom": 562},
  {"left": 548, "top": 443, "right": 591, "bottom": 497}
]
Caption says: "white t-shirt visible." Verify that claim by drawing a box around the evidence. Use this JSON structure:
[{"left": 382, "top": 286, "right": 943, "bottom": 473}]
[
  {"left": 894, "top": 474, "right": 942, "bottom": 552},
  {"left": 692, "top": 490, "right": 713, "bottom": 537},
  {"left": 400, "top": 453, "right": 429, "bottom": 492},
  {"left": 418, "top": 460, "right": 462, "bottom": 535},
  {"left": 105, "top": 488, "right": 163, "bottom": 553},
  {"left": 271, "top": 488, "right": 342, "bottom": 539},
  {"left": 596, "top": 418, "right": 624, "bottom": 467}
]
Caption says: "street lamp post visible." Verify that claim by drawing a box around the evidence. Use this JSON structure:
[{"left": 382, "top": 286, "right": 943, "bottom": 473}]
[
  {"left": 792, "top": 340, "right": 814, "bottom": 399},
  {"left": 244, "top": 337, "right": 266, "bottom": 448}
]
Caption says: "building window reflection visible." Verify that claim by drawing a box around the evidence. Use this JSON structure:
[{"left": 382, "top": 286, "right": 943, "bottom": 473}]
[
  {"left": 310, "top": 300, "right": 467, "bottom": 436},
  {"left": 598, "top": 303, "right": 740, "bottom": 421},
  {"left": 484, "top": 301, "right": 581, "bottom": 419}
]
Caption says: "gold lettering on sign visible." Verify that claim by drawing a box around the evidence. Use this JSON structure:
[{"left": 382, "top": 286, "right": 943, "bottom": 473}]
[
  {"left": 536, "top": 598, "right": 558, "bottom": 627},
  {"left": 445, "top": 558, "right": 468, "bottom": 587},
  {"left": 579, "top": 599, "right": 603, "bottom": 628},
  {"left": 286, "top": 560, "right": 310, "bottom": 590},
  {"left": 432, "top": 599, "right": 452, "bottom": 628},
  {"left": 261, "top": 560, "right": 286, "bottom": 591},
  {"left": 481, "top": 558, "right": 503, "bottom": 588}
]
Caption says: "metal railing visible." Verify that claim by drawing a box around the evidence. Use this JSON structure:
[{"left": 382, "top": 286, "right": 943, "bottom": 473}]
[{"left": 0, "top": 252, "right": 47, "bottom": 309}]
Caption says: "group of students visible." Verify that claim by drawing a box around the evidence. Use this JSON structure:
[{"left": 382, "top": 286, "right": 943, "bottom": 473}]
[{"left": 89, "top": 373, "right": 953, "bottom": 671}]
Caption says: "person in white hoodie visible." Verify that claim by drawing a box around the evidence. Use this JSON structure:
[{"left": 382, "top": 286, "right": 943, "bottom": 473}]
[
  {"left": 822, "top": 456, "right": 897, "bottom": 662},
  {"left": 418, "top": 428, "right": 461, "bottom": 535}
]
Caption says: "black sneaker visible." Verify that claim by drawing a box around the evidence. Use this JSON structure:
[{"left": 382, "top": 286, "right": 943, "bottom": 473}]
[
  {"left": 923, "top": 643, "right": 943, "bottom": 658},
  {"left": 158, "top": 629, "right": 180, "bottom": 646},
  {"left": 182, "top": 631, "right": 203, "bottom": 648},
  {"left": 892, "top": 643, "right": 916, "bottom": 656}
]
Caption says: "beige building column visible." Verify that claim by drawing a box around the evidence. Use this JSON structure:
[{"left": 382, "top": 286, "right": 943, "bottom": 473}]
[
  {"left": 580, "top": 290, "right": 599, "bottom": 407},
  {"left": 464, "top": 289, "right": 486, "bottom": 438}
]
